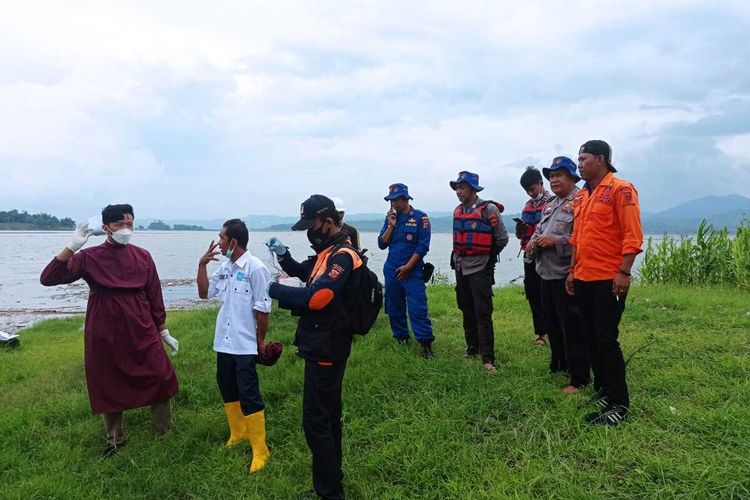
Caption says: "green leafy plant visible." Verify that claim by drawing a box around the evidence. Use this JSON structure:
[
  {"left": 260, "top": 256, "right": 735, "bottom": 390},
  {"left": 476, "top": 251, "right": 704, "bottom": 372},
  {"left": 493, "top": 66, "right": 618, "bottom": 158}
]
[{"left": 639, "top": 219, "right": 750, "bottom": 288}]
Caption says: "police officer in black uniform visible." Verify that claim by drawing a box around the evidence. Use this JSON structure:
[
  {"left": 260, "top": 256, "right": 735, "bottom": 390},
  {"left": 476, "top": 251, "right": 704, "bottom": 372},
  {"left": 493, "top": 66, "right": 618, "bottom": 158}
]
[{"left": 267, "top": 195, "right": 363, "bottom": 500}]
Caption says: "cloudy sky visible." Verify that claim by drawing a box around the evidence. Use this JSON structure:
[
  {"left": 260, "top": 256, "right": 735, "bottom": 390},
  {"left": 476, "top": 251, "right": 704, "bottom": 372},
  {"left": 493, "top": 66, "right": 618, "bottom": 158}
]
[{"left": 2, "top": 0, "right": 749, "bottom": 220}]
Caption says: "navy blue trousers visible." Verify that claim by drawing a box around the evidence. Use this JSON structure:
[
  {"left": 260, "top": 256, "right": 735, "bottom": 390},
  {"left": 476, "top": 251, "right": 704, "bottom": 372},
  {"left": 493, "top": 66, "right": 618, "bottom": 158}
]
[
  {"left": 216, "top": 352, "right": 264, "bottom": 415},
  {"left": 384, "top": 266, "right": 434, "bottom": 342}
]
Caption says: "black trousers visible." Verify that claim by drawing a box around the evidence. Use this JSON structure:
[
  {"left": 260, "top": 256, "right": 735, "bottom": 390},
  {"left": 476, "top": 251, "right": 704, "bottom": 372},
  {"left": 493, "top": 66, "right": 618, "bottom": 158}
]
[
  {"left": 574, "top": 280, "right": 629, "bottom": 407},
  {"left": 541, "top": 279, "right": 590, "bottom": 387},
  {"left": 303, "top": 359, "right": 348, "bottom": 500},
  {"left": 216, "top": 352, "right": 264, "bottom": 415},
  {"left": 455, "top": 267, "right": 495, "bottom": 364},
  {"left": 524, "top": 261, "right": 546, "bottom": 336}
]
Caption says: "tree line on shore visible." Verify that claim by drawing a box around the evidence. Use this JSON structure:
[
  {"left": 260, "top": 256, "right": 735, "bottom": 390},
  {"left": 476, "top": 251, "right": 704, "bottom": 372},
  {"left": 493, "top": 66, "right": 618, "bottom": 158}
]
[
  {"left": 0, "top": 210, "right": 205, "bottom": 231},
  {"left": 0, "top": 210, "right": 75, "bottom": 230}
]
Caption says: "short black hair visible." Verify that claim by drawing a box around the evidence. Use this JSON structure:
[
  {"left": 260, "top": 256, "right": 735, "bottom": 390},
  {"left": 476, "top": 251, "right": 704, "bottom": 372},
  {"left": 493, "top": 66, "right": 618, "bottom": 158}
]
[
  {"left": 102, "top": 204, "right": 134, "bottom": 225},
  {"left": 223, "top": 218, "right": 249, "bottom": 248},
  {"left": 520, "top": 166, "right": 543, "bottom": 190}
]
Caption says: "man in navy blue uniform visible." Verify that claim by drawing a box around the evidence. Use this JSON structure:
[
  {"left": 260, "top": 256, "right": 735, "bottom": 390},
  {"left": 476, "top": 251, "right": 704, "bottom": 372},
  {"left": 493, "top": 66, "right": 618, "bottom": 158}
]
[{"left": 378, "top": 183, "right": 435, "bottom": 358}]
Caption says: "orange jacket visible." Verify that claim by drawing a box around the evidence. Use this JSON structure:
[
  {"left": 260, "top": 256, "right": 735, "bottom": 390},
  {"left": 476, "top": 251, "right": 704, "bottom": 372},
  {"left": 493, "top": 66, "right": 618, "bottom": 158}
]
[{"left": 570, "top": 172, "right": 643, "bottom": 281}]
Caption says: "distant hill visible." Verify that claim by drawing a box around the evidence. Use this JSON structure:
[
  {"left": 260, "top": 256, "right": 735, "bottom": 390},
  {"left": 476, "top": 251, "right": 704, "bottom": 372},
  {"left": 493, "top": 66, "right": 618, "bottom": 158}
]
[
  {"left": 10, "top": 195, "right": 746, "bottom": 234},
  {"left": 258, "top": 195, "right": 750, "bottom": 234},
  {"left": 262, "top": 214, "right": 522, "bottom": 233},
  {"left": 151, "top": 215, "right": 299, "bottom": 230},
  {"left": 655, "top": 195, "right": 750, "bottom": 219},
  {"left": 642, "top": 209, "right": 750, "bottom": 234},
  {"left": 346, "top": 211, "right": 454, "bottom": 222}
]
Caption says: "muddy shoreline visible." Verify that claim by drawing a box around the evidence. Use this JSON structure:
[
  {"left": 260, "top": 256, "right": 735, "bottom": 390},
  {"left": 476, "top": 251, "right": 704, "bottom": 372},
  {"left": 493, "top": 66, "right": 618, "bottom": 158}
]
[{"left": 0, "top": 278, "right": 208, "bottom": 334}]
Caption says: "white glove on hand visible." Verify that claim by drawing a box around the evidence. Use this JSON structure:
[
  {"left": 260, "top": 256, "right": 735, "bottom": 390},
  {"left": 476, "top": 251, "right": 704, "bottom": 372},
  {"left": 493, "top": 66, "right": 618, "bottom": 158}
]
[
  {"left": 67, "top": 223, "right": 94, "bottom": 253},
  {"left": 266, "top": 237, "right": 287, "bottom": 256},
  {"left": 160, "top": 329, "right": 179, "bottom": 355}
]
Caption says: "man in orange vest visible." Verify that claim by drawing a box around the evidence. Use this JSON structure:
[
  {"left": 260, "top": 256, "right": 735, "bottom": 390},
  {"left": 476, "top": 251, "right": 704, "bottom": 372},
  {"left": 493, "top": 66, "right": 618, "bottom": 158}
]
[
  {"left": 267, "top": 195, "right": 362, "bottom": 499},
  {"left": 451, "top": 171, "right": 509, "bottom": 373},
  {"left": 566, "top": 140, "right": 643, "bottom": 426}
]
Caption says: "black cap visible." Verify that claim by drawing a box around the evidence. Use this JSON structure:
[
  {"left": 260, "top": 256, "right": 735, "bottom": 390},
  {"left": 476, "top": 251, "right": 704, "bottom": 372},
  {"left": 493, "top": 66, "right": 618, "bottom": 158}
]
[
  {"left": 291, "top": 194, "right": 337, "bottom": 231},
  {"left": 579, "top": 140, "right": 617, "bottom": 172}
]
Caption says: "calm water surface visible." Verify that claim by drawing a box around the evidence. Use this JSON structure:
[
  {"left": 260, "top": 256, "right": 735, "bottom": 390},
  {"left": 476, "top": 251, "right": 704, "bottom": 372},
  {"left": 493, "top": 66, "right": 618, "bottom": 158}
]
[{"left": 0, "top": 230, "right": 652, "bottom": 333}]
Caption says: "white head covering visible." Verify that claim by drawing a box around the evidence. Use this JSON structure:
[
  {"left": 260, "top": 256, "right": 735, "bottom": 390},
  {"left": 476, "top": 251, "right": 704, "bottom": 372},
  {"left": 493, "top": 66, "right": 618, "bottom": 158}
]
[{"left": 330, "top": 196, "right": 346, "bottom": 213}]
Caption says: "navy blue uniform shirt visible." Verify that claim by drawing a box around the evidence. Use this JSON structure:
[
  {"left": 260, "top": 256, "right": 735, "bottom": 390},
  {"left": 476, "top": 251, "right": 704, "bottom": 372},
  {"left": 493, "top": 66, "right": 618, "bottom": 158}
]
[{"left": 377, "top": 208, "right": 431, "bottom": 270}]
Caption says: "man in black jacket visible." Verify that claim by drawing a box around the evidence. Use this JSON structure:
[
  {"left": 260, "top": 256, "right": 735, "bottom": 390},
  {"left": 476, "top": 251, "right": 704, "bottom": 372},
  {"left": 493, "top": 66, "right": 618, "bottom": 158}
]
[{"left": 267, "top": 194, "right": 362, "bottom": 500}]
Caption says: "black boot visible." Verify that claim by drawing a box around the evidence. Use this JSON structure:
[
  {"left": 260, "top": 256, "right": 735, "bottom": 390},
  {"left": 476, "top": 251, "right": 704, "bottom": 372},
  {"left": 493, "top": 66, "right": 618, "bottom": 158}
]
[{"left": 420, "top": 340, "right": 434, "bottom": 359}]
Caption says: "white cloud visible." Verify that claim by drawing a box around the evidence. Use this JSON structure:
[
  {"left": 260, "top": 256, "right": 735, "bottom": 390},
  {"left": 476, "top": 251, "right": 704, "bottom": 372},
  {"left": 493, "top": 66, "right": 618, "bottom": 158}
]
[
  {"left": 1, "top": 0, "right": 749, "bottom": 219},
  {"left": 717, "top": 133, "right": 750, "bottom": 163}
]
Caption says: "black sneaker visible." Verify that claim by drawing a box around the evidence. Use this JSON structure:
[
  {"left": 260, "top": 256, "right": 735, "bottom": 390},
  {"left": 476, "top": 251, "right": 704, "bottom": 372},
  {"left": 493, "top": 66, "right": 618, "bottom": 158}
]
[
  {"left": 593, "top": 396, "right": 609, "bottom": 409},
  {"left": 576, "top": 394, "right": 608, "bottom": 410},
  {"left": 395, "top": 337, "right": 410, "bottom": 345},
  {"left": 585, "top": 404, "right": 629, "bottom": 426}
]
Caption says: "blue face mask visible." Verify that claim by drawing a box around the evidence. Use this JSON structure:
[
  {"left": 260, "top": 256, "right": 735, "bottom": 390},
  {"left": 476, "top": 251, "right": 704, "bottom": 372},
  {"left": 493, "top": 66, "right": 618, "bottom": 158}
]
[{"left": 225, "top": 239, "right": 237, "bottom": 261}]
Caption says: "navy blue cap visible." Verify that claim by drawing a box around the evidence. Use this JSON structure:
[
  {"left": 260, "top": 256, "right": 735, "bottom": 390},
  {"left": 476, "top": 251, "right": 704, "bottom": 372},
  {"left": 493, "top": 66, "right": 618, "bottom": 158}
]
[
  {"left": 543, "top": 156, "right": 581, "bottom": 182},
  {"left": 291, "top": 194, "right": 337, "bottom": 230},
  {"left": 384, "top": 183, "right": 413, "bottom": 201},
  {"left": 449, "top": 171, "right": 484, "bottom": 192}
]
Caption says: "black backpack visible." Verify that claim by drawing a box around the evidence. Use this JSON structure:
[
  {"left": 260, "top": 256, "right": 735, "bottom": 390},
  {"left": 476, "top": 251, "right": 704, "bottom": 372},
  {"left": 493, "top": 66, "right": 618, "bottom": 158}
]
[{"left": 336, "top": 244, "right": 383, "bottom": 335}]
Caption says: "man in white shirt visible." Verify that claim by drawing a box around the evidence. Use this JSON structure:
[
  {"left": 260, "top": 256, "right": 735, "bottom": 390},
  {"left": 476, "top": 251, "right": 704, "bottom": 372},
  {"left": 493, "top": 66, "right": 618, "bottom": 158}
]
[{"left": 197, "top": 218, "right": 273, "bottom": 473}]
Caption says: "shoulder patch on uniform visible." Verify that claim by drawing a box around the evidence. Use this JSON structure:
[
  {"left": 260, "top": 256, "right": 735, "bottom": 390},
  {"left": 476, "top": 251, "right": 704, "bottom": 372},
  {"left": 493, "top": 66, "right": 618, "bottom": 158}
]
[
  {"left": 421, "top": 215, "right": 430, "bottom": 229},
  {"left": 328, "top": 263, "right": 344, "bottom": 280},
  {"left": 621, "top": 187, "right": 635, "bottom": 206}
]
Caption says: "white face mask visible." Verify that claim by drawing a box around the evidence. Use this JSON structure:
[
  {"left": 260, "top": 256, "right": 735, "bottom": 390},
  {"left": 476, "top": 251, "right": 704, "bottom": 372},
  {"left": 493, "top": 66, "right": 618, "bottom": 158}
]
[{"left": 111, "top": 228, "right": 133, "bottom": 245}]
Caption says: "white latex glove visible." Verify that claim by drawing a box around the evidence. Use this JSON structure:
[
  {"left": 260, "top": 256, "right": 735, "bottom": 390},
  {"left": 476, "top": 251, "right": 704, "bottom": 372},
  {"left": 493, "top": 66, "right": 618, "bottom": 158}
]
[
  {"left": 67, "top": 223, "right": 94, "bottom": 252},
  {"left": 265, "top": 236, "right": 288, "bottom": 256},
  {"left": 160, "top": 329, "right": 179, "bottom": 355}
]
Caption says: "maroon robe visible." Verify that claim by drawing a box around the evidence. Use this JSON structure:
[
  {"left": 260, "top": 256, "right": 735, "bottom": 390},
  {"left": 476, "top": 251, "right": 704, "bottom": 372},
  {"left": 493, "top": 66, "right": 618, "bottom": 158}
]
[{"left": 40, "top": 241, "right": 179, "bottom": 414}]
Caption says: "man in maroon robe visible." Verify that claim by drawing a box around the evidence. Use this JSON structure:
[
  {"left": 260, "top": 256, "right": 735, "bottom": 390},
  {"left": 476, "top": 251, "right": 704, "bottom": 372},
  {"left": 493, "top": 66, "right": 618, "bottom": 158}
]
[{"left": 40, "top": 204, "right": 179, "bottom": 457}]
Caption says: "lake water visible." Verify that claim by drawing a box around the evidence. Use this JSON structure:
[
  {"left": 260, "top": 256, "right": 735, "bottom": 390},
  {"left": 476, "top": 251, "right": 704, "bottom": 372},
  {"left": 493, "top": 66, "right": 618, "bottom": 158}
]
[{"left": 0, "top": 230, "right": 652, "bottom": 333}]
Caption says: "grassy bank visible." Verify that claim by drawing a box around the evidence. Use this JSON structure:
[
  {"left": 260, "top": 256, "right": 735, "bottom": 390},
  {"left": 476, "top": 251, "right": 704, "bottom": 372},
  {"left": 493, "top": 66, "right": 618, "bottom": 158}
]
[{"left": 1, "top": 285, "right": 749, "bottom": 499}]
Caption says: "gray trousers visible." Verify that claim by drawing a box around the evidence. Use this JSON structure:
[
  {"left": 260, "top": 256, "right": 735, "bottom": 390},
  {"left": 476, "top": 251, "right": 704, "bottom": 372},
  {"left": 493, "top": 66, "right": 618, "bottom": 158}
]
[{"left": 102, "top": 399, "right": 172, "bottom": 446}]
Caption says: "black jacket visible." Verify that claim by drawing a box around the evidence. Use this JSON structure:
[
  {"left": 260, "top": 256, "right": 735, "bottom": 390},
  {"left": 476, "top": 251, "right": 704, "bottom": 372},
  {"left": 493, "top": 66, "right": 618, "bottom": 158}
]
[{"left": 268, "top": 232, "right": 358, "bottom": 361}]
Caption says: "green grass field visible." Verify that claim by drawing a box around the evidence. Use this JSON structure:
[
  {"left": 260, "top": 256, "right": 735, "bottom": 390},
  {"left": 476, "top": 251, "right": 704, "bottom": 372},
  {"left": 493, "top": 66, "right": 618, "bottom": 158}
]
[{"left": 1, "top": 285, "right": 749, "bottom": 499}]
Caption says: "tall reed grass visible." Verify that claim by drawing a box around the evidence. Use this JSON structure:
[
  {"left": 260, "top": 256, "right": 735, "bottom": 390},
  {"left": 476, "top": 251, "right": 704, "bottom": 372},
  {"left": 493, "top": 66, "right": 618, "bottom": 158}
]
[{"left": 639, "top": 219, "right": 750, "bottom": 288}]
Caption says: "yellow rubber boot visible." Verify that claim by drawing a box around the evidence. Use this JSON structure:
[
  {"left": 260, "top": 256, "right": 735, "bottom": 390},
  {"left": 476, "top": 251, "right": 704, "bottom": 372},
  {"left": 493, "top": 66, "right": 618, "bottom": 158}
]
[
  {"left": 245, "top": 410, "right": 270, "bottom": 473},
  {"left": 223, "top": 401, "right": 246, "bottom": 448}
]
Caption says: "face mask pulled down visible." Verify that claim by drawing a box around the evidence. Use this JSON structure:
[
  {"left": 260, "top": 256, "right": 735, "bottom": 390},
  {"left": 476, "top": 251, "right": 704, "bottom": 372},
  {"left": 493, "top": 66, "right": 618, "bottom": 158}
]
[{"left": 225, "top": 240, "right": 237, "bottom": 261}]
